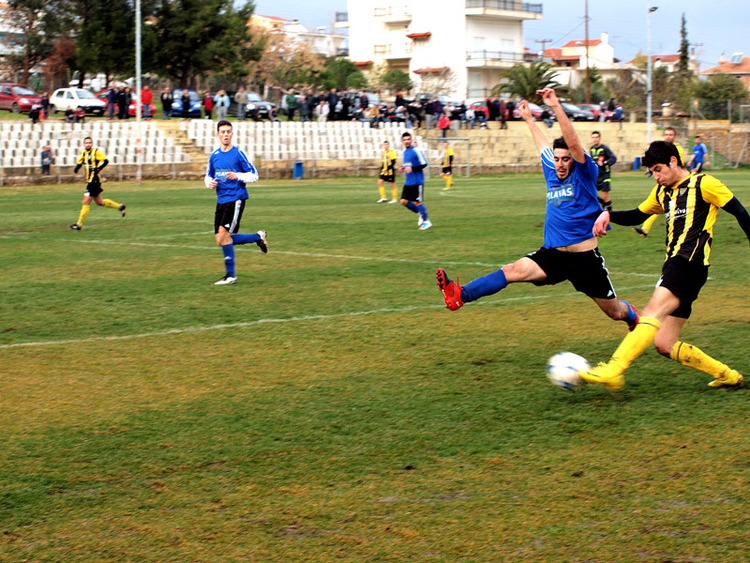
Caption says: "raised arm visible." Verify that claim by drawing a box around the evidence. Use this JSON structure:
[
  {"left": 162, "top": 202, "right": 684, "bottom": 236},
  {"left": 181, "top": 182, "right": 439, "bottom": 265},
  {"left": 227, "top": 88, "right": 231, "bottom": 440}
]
[
  {"left": 537, "top": 88, "right": 586, "bottom": 163},
  {"left": 520, "top": 99, "right": 550, "bottom": 154}
]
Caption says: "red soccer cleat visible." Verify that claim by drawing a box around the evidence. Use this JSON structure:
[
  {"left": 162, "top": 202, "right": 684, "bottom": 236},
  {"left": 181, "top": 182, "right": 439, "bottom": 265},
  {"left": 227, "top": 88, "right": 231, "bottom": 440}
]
[{"left": 436, "top": 268, "right": 464, "bottom": 311}]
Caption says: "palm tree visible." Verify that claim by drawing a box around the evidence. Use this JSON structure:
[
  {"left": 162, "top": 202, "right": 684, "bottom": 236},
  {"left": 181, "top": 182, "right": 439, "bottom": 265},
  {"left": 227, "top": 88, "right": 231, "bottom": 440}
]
[{"left": 492, "top": 62, "right": 560, "bottom": 104}]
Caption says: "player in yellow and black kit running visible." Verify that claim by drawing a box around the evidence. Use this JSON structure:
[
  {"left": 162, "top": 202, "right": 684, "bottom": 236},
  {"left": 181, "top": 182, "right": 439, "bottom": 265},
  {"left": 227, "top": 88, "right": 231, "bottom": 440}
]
[
  {"left": 589, "top": 131, "right": 616, "bottom": 211},
  {"left": 69, "top": 136, "right": 126, "bottom": 230},
  {"left": 440, "top": 141, "right": 454, "bottom": 190},
  {"left": 376, "top": 141, "right": 398, "bottom": 203},
  {"left": 580, "top": 140, "right": 750, "bottom": 391}
]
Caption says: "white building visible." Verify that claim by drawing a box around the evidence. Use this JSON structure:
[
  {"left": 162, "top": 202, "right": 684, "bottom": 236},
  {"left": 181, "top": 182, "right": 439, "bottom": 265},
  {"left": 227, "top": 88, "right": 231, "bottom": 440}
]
[
  {"left": 544, "top": 32, "right": 623, "bottom": 89},
  {"left": 251, "top": 14, "right": 347, "bottom": 58},
  {"left": 341, "top": 0, "right": 542, "bottom": 101}
]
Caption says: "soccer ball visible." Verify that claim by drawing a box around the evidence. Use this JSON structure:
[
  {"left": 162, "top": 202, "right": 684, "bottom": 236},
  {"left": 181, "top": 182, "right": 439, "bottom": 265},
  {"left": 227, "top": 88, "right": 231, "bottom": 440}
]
[{"left": 546, "top": 352, "right": 589, "bottom": 391}]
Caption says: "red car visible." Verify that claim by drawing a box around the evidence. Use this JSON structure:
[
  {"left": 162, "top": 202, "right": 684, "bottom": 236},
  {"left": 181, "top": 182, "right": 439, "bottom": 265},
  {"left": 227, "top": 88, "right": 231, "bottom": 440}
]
[
  {"left": 0, "top": 84, "right": 42, "bottom": 113},
  {"left": 96, "top": 89, "right": 157, "bottom": 117}
]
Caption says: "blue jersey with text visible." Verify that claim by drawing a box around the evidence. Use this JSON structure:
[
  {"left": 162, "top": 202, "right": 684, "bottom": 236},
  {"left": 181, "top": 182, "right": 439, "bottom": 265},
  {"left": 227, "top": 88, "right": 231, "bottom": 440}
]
[
  {"left": 541, "top": 147, "right": 602, "bottom": 248},
  {"left": 402, "top": 145, "right": 427, "bottom": 185},
  {"left": 206, "top": 146, "right": 256, "bottom": 204}
]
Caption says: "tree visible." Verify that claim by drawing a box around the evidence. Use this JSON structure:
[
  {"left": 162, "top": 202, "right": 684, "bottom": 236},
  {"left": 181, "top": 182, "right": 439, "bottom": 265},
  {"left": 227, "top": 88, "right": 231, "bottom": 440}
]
[
  {"left": 693, "top": 73, "right": 749, "bottom": 120},
  {"left": 74, "top": 0, "right": 135, "bottom": 88},
  {"left": 380, "top": 68, "right": 412, "bottom": 93},
  {"left": 7, "top": 0, "right": 71, "bottom": 84},
  {"left": 676, "top": 13, "right": 690, "bottom": 76},
  {"left": 152, "top": 0, "right": 261, "bottom": 88},
  {"left": 248, "top": 30, "right": 325, "bottom": 95},
  {"left": 323, "top": 58, "right": 366, "bottom": 90},
  {"left": 493, "top": 62, "right": 559, "bottom": 103}
]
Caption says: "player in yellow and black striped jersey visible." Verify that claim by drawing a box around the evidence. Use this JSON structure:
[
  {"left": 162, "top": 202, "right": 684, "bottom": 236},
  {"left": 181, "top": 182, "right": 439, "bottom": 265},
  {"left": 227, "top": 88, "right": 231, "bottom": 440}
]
[
  {"left": 581, "top": 140, "right": 750, "bottom": 390},
  {"left": 376, "top": 141, "right": 398, "bottom": 203},
  {"left": 633, "top": 126, "right": 685, "bottom": 237},
  {"left": 69, "top": 136, "right": 126, "bottom": 230},
  {"left": 440, "top": 141, "right": 454, "bottom": 190}
]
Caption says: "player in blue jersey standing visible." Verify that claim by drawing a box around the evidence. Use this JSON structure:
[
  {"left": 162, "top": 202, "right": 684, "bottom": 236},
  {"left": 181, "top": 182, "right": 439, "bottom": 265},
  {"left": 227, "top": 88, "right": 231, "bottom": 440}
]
[
  {"left": 436, "top": 88, "right": 638, "bottom": 330},
  {"left": 399, "top": 131, "right": 432, "bottom": 230},
  {"left": 205, "top": 120, "right": 267, "bottom": 285}
]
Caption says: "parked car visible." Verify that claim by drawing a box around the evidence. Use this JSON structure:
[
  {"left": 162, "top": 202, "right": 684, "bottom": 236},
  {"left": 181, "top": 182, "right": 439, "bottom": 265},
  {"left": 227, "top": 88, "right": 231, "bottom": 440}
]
[
  {"left": 0, "top": 84, "right": 42, "bottom": 113},
  {"left": 49, "top": 88, "right": 106, "bottom": 115},
  {"left": 560, "top": 102, "right": 595, "bottom": 121},
  {"left": 95, "top": 90, "right": 157, "bottom": 117},
  {"left": 576, "top": 103, "right": 603, "bottom": 120},
  {"left": 171, "top": 89, "right": 203, "bottom": 118},
  {"left": 469, "top": 100, "right": 490, "bottom": 119},
  {"left": 245, "top": 91, "right": 276, "bottom": 120}
]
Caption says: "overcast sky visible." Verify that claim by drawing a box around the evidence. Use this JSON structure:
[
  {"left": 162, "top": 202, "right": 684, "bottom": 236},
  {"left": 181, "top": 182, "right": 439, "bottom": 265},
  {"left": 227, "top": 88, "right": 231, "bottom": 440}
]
[{"left": 251, "top": 0, "right": 748, "bottom": 71}]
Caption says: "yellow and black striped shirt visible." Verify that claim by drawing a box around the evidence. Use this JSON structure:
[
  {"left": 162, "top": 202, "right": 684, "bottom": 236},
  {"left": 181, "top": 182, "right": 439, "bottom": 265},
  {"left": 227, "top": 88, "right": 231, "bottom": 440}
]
[
  {"left": 442, "top": 147, "right": 454, "bottom": 168},
  {"left": 638, "top": 172, "right": 735, "bottom": 265},
  {"left": 76, "top": 147, "right": 107, "bottom": 183},
  {"left": 380, "top": 149, "right": 396, "bottom": 175}
]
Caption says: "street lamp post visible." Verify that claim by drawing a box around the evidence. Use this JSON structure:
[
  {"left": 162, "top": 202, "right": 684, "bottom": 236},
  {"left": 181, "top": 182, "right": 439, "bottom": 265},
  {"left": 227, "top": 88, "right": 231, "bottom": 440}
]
[
  {"left": 647, "top": 5, "right": 658, "bottom": 144},
  {"left": 135, "top": 0, "right": 142, "bottom": 183}
]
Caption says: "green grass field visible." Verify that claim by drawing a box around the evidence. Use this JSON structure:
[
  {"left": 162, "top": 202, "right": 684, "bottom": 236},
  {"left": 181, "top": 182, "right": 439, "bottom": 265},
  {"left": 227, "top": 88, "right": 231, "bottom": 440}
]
[{"left": 1, "top": 171, "right": 748, "bottom": 561}]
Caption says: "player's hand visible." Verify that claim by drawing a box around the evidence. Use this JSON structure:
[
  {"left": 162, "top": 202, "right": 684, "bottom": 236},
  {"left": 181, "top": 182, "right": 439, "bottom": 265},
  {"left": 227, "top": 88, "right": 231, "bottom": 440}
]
[
  {"left": 404, "top": 166, "right": 412, "bottom": 174},
  {"left": 226, "top": 172, "right": 238, "bottom": 180},
  {"left": 208, "top": 179, "right": 218, "bottom": 190},
  {"left": 592, "top": 211, "right": 610, "bottom": 237},
  {"left": 537, "top": 88, "right": 559, "bottom": 107}
]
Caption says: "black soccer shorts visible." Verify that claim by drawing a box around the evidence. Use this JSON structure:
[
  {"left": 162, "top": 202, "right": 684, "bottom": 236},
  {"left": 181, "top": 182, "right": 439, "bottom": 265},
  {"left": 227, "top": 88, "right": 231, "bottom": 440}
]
[
  {"left": 214, "top": 199, "right": 246, "bottom": 234},
  {"left": 656, "top": 256, "right": 708, "bottom": 319},
  {"left": 527, "top": 246, "right": 617, "bottom": 300},
  {"left": 401, "top": 183, "right": 423, "bottom": 203}
]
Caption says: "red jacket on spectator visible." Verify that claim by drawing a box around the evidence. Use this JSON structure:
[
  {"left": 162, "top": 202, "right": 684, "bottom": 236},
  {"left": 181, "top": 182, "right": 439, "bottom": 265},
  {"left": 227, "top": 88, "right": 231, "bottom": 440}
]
[{"left": 141, "top": 87, "right": 153, "bottom": 105}]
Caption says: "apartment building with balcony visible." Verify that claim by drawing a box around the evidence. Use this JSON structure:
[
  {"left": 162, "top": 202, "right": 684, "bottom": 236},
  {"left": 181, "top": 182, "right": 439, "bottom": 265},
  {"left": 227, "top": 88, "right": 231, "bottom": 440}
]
[{"left": 339, "top": 0, "right": 542, "bottom": 101}]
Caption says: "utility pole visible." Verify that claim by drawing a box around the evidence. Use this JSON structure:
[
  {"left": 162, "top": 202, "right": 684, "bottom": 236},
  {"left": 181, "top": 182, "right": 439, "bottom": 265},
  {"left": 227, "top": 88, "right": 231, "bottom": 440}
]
[
  {"left": 535, "top": 38, "right": 553, "bottom": 61},
  {"left": 585, "top": 0, "right": 590, "bottom": 103},
  {"left": 647, "top": 5, "right": 659, "bottom": 144}
]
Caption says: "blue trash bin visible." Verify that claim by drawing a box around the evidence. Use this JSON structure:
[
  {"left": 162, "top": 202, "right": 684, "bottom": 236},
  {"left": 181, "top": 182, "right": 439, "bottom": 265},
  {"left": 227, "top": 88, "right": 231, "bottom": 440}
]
[
  {"left": 632, "top": 157, "right": 641, "bottom": 170},
  {"left": 293, "top": 161, "right": 304, "bottom": 179}
]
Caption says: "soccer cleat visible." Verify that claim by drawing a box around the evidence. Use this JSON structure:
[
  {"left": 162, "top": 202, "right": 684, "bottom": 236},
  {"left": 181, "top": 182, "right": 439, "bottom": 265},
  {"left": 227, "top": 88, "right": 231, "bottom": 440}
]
[
  {"left": 632, "top": 227, "right": 648, "bottom": 238},
  {"left": 388, "top": 199, "right": 398, "bottom": 204},
  {"left": 376, "top": 197, "right": 388, "bottom": 203},
  {"left": 119, "top": 204, "right": 127, "bottom": 217},
  {"left": 418, "top": 215, "right": 424, "bottom": 226},
  {"left": 419, "top": 219, "right": 433, "bottom": 230},
  {"left": 579, "top": 362, "right": 625, "bottom": 391},
  {"left": 436, "top": 268, "right": 464, "bottom": 311},
  {"left": 214, "top": 275, "right": 237, "bottom": 285},
  {"left": 69, "top": 223, "right": 81, "bottom": 230},
  {"left": 626, "top": 304, "right": 640, "bottom": 332},
  {"left": 707, "top": 369, "right": 743, "bottom": 388},
  {"left": 256, "top": 230, "right": 268, "bottom": 254}
]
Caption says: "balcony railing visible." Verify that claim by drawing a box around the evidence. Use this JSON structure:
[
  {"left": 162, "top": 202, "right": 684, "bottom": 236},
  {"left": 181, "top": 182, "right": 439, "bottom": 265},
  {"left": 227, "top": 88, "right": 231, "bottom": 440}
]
[
  {"left": 466, "top": 49, "right": 526, "bottom": 63},
  {"left": 465, "top": 0, "right": 543, "bottom": 14},
  {"left": 373, "top": 6, "right": 412, "bottom": 21},
  {"left": 374, "top": 42, "right": 413, "bottom": 58}
]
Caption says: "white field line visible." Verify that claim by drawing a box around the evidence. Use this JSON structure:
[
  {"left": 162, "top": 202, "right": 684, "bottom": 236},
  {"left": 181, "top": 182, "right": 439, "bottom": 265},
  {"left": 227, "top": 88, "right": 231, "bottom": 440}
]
[
  {"left": 52, "top": 237, "right": 659, "bottom": 275},
  {"left": 0, "top": 283, "right": 656, "bottom": 351}
]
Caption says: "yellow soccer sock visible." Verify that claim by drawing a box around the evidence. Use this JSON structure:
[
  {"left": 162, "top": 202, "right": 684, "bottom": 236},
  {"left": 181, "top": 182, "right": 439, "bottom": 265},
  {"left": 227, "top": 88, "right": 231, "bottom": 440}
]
[
  {"left": 609, "top": 316, "right": 661, "bottom": 371},
  {"left": 642, "top": 214, "right": 658, "bottom": 234},
  {"left": 391, "top": 187, "right": 398, "bottom": 201},
  {"left": 77, "top": 204, "right": 90, "bottom": 226},
  {"left": 670, "top": 341, "right": 732, "bottom": 377},
  {"left": 102, "top": 199, "right": 121, "bottom": 209},
  {"left": 378, "top": 186, "right": 386, "bottom": 199},
  {"left": 444, "top": 176, "right": 451, "bottom": 190}
]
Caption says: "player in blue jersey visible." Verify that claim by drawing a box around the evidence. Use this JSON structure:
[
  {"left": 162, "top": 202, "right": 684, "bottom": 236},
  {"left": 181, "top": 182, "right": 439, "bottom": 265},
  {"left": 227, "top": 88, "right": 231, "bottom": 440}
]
[
  {"left": 436, "top": 88, "right": 638, "bottom": 331},
  {"left": 686, "top": 135, "right": 708, "bottom": 172},
  {"left": 205, "top": 120, "right": 267, "bottom": 285},
  {"left": 399, "top": 132, "right": 432, "bottom": 230}
]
